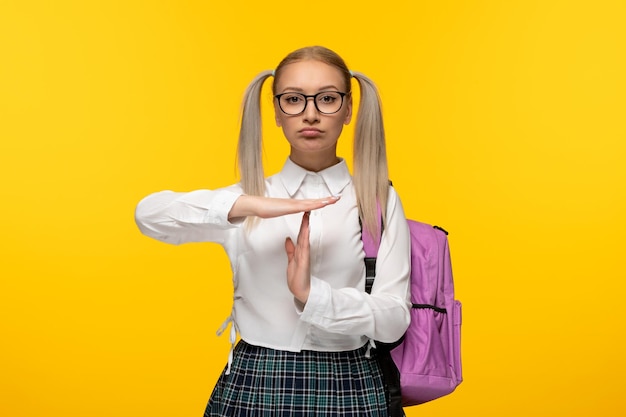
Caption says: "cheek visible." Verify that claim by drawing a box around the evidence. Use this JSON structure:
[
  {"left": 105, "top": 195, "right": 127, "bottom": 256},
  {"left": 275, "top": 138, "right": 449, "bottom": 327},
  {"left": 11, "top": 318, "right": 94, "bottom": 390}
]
[{"left": 278, "top": 117, "right": 295, "bottom": 131}]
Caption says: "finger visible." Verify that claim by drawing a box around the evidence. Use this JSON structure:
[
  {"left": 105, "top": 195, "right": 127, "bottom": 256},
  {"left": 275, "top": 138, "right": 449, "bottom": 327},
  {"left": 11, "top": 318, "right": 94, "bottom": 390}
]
[
  {"left": 285, "top": 237, "right": 295, "bottom": 260},
  {"left": 292, "top": 196, "right": 340, "bottom": 214},
  {"left": 311, "top": 195, "right": 341, "bottom": 209},
  {"left": 297, "top": 211, "right": 310, "bottom": 247}
]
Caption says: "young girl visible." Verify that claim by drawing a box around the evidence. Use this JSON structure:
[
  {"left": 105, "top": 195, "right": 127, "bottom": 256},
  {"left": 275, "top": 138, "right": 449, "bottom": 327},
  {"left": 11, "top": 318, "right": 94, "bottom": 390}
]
[{"left": 135, "top": 46, "right": 411, "bottom": 417}]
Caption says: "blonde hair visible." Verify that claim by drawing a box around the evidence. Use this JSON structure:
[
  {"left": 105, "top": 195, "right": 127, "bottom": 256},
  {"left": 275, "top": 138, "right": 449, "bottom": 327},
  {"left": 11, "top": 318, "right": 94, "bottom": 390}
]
[{"left": 237, "top": 46, "right": 389, "bottom": 236}]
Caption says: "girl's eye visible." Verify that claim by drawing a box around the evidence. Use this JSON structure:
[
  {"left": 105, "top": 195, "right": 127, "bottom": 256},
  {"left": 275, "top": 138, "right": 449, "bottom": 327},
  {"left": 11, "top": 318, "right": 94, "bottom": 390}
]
[
  {"left": 318, "top": 94, "right": 338, "bottom": 104},
  {"left": 284, "top": 95, "right": 303, "bottom": 104}
]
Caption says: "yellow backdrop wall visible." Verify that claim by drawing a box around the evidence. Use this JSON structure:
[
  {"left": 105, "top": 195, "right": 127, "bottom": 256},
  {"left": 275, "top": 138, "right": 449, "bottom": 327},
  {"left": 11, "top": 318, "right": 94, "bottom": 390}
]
[{"left": 1, "top": 1, "right": 625, "bottom": 416}]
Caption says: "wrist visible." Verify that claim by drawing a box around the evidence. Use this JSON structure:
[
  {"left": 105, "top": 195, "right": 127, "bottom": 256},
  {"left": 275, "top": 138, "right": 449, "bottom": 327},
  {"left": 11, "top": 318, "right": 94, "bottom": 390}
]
[{"left": 294, "top": 288, "right": 309, "bottom": 305}]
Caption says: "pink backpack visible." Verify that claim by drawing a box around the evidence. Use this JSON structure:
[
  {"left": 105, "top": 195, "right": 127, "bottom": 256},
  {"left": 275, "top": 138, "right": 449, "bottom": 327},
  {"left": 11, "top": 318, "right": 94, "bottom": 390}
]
[{"left": 363, "top": 218, "right": 463, "bottom": 409}]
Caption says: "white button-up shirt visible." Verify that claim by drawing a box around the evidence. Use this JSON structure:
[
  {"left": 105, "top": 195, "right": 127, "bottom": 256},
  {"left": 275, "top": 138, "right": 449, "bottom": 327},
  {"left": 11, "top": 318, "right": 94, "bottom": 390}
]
[{"left": 135, "top": 158, "right": 411, "bottom": 352}]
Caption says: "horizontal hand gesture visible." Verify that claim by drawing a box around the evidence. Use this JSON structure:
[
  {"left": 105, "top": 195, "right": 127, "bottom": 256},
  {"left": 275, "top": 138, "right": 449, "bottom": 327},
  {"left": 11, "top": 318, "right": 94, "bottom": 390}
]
[{"left": 228, "top": 195, "right": 340, "bottom": 221}]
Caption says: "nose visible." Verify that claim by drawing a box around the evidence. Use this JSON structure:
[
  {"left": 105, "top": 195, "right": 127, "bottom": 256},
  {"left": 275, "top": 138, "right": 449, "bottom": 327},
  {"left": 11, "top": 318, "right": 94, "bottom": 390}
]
[{"left": 302, "top": 97, "right": 320, "bottom": 122}]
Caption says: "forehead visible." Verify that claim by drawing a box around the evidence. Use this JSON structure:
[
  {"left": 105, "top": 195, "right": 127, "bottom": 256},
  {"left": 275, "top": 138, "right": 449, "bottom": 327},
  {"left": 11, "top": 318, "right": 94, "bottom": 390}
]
[{"left": 274, "top": 60, "right": 347, "bottom": 93}]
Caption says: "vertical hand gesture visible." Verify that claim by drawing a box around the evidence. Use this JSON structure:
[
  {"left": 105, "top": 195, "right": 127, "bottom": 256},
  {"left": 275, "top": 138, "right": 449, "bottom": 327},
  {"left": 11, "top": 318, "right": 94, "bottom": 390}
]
[{"left": 285, "top": 212, "right": 311, "bottom": 304}]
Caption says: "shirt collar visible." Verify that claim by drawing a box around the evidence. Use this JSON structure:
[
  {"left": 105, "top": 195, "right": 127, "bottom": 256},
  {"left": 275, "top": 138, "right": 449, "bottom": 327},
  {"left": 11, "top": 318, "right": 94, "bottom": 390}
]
[{"left": 279, "top": 157, "right": 351, "bottom": 197}]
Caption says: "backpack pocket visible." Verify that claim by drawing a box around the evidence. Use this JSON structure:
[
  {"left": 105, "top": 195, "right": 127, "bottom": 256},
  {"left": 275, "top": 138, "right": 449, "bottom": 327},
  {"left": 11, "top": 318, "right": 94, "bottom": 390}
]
[{"left": 390, "top": 304, "right": 461, "bottom": 406}]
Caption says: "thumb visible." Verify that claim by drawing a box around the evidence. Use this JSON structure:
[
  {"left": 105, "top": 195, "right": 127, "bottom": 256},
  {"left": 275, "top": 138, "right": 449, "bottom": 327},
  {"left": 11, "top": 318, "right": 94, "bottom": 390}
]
[{"left": 285, "top": 237, "right": 295, "bottom": 260}]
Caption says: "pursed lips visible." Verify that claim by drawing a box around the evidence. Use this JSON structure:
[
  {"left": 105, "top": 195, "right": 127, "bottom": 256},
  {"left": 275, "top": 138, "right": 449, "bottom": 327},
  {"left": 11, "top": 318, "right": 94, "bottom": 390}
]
[{"left": 299, "top": 128, "right": 322, "bottom": 137}]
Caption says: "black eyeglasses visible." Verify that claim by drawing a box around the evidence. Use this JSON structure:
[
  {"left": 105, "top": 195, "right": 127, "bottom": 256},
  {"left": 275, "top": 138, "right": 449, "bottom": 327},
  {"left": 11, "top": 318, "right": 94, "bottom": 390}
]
[{"left": 274, "top": 91, "right": 348, "bottom": 115}]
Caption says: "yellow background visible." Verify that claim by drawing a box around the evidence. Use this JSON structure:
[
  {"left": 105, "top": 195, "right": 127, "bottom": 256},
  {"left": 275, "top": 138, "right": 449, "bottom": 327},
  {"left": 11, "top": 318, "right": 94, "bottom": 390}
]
[{"left": 1, "top": 0, "right": 625, "bottom": 416}]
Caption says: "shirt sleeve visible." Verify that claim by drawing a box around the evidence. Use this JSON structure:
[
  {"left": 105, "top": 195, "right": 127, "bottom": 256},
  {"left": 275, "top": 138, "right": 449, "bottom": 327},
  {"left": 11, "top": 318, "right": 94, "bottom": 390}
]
[
  {"left": 298, "top": 188, "right": 411, "bottom": 343},
  {"left": 134, "top": 186, "right": 243, "bottom": 245}
]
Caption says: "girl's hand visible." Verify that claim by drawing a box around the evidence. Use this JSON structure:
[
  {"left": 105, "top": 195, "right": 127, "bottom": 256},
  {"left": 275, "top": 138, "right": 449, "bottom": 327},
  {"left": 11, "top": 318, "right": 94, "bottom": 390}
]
[
  {"left": 228, "top": 195, "right": 340, "bottom": 221},
  {"left": 285, "top": 212, "right": 311, "bottom": 304}
]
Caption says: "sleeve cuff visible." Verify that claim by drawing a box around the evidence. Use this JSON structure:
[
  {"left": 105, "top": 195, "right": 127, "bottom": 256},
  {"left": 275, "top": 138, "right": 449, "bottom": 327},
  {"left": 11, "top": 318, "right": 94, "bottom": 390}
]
[
  {"left": 204, "top": 190, "right": 243, "bottom": 227},
  {"left": 297, "top": 276, "right": 331, "bottom": 324}
]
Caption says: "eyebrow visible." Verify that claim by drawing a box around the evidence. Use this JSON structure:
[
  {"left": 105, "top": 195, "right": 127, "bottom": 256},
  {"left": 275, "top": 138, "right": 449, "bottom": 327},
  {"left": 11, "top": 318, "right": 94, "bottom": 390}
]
[{"left": 279, "top": 85, "right": 342, "bottom": 93}]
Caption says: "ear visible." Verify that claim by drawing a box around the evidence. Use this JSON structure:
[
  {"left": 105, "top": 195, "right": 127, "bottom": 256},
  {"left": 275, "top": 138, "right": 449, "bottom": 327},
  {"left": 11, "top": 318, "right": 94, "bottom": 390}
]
[
  {"left": 343, "top": 95, "right": 353, "bottom": 125},
  {"left": 274, "top": 100, "right": 283, "bottom": 127}
]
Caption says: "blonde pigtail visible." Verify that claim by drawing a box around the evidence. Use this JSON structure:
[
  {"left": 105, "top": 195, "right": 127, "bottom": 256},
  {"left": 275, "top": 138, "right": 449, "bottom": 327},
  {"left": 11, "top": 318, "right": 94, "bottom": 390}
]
[
  {"left": 351, "top": 71, "right": 390, "bottom": 238},
  {"left": 237, "top": 70, "right": 274, "bottom": 197}
]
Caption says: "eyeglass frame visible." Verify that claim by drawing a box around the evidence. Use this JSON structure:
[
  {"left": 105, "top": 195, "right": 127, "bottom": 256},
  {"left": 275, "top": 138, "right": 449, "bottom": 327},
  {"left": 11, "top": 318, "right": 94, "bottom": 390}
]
[{"left": 273, "top": 91, "right": 350, "bottom": 115}]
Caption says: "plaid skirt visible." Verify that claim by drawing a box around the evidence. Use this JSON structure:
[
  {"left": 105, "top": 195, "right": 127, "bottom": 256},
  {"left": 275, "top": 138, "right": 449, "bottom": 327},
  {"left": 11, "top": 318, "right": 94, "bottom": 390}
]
[{"left": 203, "top": 340, "right": 389, "bottom": 417}]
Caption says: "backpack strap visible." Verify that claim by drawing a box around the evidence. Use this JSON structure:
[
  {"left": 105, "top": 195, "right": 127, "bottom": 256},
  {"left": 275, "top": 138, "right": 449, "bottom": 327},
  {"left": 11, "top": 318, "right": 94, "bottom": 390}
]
[
  {"left": 360, "top": 201, "right": 405, "bottom": 417},
  {"left": 364, "top": 257, "right": 377, "bottom": 294},
  {"left": 360, "top": 203, "right": 383, "bottom": 294},
  {"left": 362, "top": 180, "right": 394, "bottom": 293}
]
